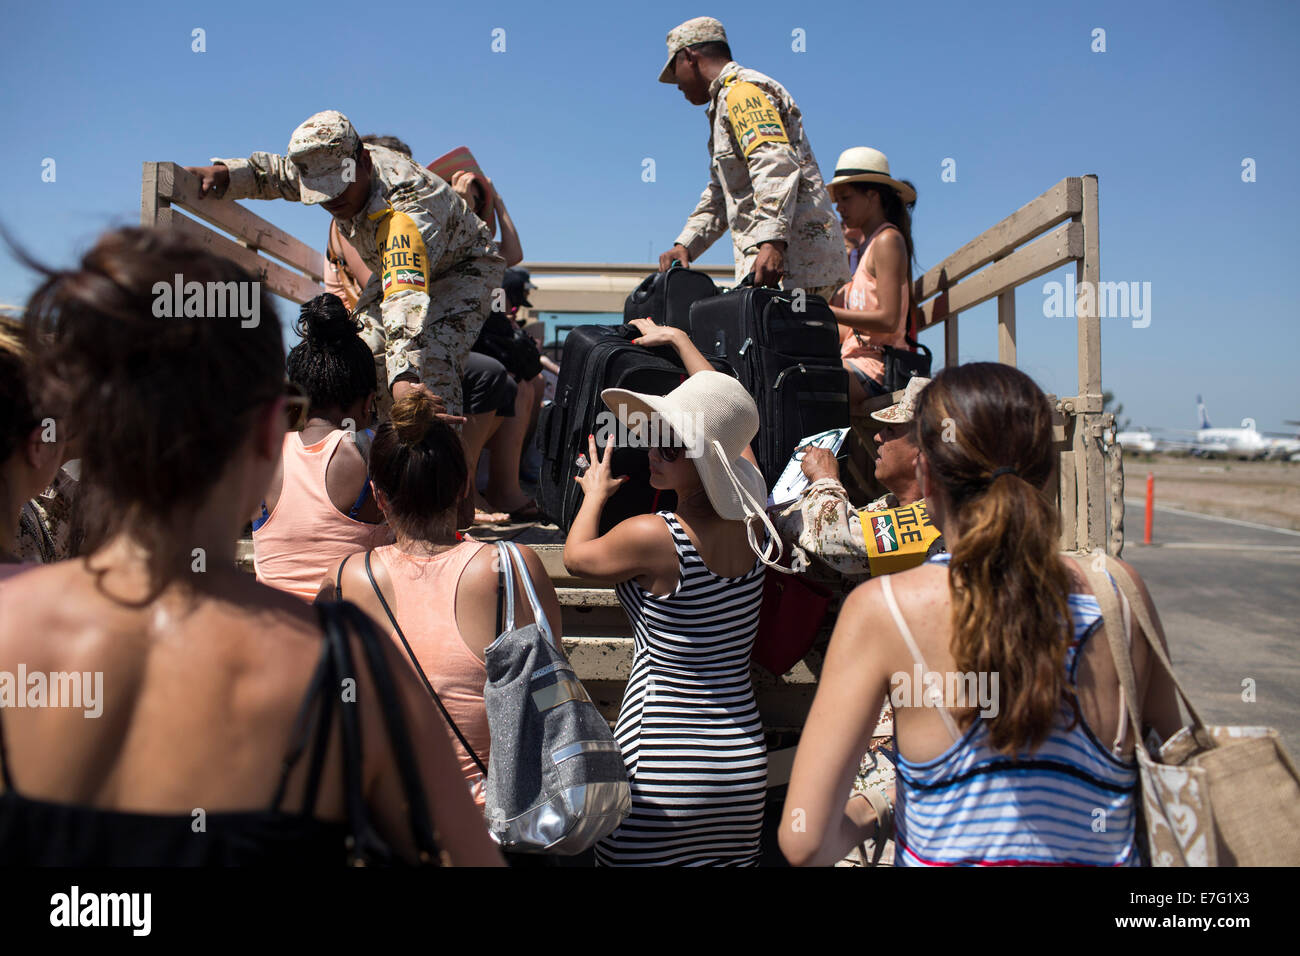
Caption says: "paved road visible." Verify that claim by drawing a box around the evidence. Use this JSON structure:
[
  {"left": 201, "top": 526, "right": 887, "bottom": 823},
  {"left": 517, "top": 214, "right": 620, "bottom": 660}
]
[{"left": 1120, "top": 500, "right": 1300, "bottom": 757}]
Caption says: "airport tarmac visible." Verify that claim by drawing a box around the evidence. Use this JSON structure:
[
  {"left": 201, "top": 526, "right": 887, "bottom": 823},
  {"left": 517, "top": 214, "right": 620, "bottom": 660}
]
[{"left": 1121, "top": 499, "right": 1300, "bottom": 757}]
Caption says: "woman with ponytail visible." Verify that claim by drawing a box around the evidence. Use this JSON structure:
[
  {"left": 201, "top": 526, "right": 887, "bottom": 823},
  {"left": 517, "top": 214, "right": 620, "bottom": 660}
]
[
  {"left": 322, "top": 390, "right": 564, "bottom": 807},
  {"left": 782, "top": 363, "right": 1182, "bottom": 866},
  {"left": 253, "top": 293, "right": 394, "bottom": 600}
]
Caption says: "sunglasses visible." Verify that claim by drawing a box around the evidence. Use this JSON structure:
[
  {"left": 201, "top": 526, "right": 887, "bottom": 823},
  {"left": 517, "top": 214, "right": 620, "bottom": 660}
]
[{"left": 652, "top": 433, "right": 687, "bottom": 462}]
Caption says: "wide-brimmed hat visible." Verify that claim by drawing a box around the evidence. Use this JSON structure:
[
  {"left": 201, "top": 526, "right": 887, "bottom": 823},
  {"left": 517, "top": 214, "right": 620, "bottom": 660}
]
[
  {"left": 827, "top": 147, "right": 916, "bottom": 204},
  {"left": 658, "top": 16, "right": 727, "bottom": 83},
  {"left": 287, "top": 110, "right": 361, "bottom": 205},
  {"left": 871, "top": 375, "right": 931, "bottom": 424},
  {"left": 601, "top": 371, "right": 766, "bottom": 522}
]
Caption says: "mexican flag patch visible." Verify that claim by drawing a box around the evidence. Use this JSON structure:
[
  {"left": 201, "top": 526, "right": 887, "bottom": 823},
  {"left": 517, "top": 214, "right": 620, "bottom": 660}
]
[
  {"left": 871, "top": 513, "right": 898, "bottom": 553},
  {"left": 861, "top": 499, "right": 944, "bottom": 577}
]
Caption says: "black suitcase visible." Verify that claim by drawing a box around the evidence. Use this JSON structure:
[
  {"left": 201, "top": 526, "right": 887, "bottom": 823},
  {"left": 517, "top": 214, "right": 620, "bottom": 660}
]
[
  {"left": 623, "top": 262, "right": 719, "bottom": 332},
  {"left": 536, "top": 325, "right": 689, "bottom": 534},
  {"left": 687, "top": 280, "right": 849, "bottom": 487}
]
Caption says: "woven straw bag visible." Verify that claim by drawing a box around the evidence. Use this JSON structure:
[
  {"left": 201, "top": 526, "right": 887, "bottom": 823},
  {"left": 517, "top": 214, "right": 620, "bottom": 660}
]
[{"left": 1083, "top": 555, "right": 1300, "bottom": 866}]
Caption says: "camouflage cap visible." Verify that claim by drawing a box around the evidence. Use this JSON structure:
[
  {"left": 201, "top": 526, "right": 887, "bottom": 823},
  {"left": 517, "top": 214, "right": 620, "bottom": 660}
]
[
  {"left": 287, "top": 110, "right": 361, "bottom": 205},
  {"left": 658, "top": 16, "right": 727, "bottom": 83},
  {"left": 870, "top": 376, "right": 931, "bottom": 425}
]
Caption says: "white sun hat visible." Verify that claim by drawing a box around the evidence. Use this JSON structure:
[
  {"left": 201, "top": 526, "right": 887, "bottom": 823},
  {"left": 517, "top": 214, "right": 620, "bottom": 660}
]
[
  {"left": 601, "top": 371, "right": 792, "bottom": 570},
  {"left": 827, "top": 146, "right": 917, "bottom": 204}
]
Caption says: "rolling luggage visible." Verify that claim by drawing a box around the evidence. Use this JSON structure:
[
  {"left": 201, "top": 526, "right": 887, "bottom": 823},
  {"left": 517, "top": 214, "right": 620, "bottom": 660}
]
[
  {"left": 623, "top": 262, "right": 719, "bottom": 332},
  {"left": 686, "top": 278, "right": 849, "bottom": 488},
  {"left": 536, "top": 325, "right": 688, "bottom": 534}
]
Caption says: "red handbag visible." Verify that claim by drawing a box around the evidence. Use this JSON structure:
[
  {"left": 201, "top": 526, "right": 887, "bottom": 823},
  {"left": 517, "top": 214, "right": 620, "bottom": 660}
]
[{"left": 751, "top": 565, "right": 833, "bottom": 676}]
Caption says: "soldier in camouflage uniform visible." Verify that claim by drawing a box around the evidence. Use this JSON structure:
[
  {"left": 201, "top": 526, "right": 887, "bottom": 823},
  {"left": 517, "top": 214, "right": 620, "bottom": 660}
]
[
  {"left": 188, "top": 111, "right": 504, "bottom": 419},
  {"left": 656, "top": 17, "right": 848, "bottom": 299}
]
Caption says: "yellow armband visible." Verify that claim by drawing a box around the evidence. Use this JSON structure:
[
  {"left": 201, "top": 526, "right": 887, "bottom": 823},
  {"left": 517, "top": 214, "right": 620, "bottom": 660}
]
[
  {"left": 860, "top": 499, "right": 942, "bottom": 577},
  {"left": 374, "top": 210, "right": 429, "bottom": 297},
  {"left": 725, "top": 81, "right": 789, "bottom": 157}
]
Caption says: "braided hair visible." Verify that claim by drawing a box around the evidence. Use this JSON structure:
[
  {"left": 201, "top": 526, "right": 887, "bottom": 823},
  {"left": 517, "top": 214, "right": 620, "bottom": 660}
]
[{"left": 286, "top": 294, "right": 376, "bottom": 412}]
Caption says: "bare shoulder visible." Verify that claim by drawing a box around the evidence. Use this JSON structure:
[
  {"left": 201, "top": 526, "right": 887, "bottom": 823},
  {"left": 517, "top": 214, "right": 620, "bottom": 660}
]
[{"left": 616, "top": 512, "right": 674, "bottom": 545}]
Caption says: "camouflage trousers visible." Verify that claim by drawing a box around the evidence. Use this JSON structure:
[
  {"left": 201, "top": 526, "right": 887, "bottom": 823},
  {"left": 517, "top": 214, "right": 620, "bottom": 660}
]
[{"left": 355, "top": 254, "right": 504, "bottom": 420}]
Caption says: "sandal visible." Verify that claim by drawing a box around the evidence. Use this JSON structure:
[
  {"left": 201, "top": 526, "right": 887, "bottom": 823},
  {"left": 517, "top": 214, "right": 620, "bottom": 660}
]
[{"left": 505, "top": 498, "right": 541, "bottom": 522}]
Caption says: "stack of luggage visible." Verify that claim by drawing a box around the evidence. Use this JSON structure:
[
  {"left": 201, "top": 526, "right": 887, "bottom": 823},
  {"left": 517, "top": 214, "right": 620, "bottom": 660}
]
[{"left": 537, "top": 268, "right": 849, "bottom": 531}]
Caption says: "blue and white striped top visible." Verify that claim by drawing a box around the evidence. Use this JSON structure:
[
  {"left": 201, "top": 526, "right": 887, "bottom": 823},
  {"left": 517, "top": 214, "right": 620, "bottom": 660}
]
[{"left": 889, "top": 553, "right": 1139, "bottom": 867}]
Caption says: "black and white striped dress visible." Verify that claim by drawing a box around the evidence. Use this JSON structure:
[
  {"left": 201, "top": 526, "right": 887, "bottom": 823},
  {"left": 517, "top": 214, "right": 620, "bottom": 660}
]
[{"left": 594, "top": 512, "right": 768, "bottom": 866}]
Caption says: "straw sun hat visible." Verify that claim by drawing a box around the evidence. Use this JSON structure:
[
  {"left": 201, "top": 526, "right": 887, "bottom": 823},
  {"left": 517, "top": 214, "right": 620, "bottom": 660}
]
[
  {"left": 827, "top": 146, "right": 916, "bottom": 204},
  {"left": 601, "top": 372, "right": 801, "bottom": 574},
  {"left": 601, "top": 371, "right": 765, "bottom": 522}
]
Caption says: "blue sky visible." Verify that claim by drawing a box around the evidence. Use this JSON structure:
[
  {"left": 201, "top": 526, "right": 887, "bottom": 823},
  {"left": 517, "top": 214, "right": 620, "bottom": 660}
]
[{"left": 1, "top": 0, "right": 1297, "bottom": 435}]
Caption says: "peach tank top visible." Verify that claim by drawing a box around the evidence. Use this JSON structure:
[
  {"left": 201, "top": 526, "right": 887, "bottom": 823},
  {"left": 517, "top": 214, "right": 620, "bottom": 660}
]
[
  {"left": 372, "top": 541, "right": 492, "bottom": 806},
  {"left": 253, "top": 431, "right": 394, "bottom": 601},
  {"left": 839, "top": 222, "right": 911, "bottom": 382}
]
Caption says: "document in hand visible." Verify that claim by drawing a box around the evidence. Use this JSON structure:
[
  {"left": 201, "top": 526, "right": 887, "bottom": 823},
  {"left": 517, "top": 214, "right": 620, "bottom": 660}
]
[{"left": 767, "top": 427, "right": 850, "bottom": 508}]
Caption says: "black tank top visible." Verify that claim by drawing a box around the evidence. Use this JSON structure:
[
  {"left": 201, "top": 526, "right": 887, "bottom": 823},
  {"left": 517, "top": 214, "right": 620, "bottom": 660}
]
[{"left": 0, "top": 640, "right": 349, "bottom": 867}]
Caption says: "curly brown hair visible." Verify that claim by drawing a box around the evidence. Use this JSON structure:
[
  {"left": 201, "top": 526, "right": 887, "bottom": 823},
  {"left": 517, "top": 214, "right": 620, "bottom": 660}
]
[{"left": 913, "top": 363, "right": 1076, "bottom": 754}]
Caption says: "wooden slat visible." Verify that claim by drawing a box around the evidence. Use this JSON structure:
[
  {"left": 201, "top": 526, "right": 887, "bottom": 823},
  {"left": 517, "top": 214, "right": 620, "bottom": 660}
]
[
  {"left": 1076, "top": 175, "right": 1102, "bottom": 403},
  {"left": 997, "top": 290, "right": 1017, "bottom": 366},
  {"left": 1078, "top": 175, "right": 1105, "bottom": 553},
  {"left": 913, "top": 177, "right": 1082, "bottom": 303},
  {"left": 140, "top": 162, "right": 162, "bottom": 228},
  {"left": 521, "top": 261, "right": 734, "bottom": 279},
  {"left": 918, "top": 222, "right": 1084, "bottom": 330},
  {"left": 945, "top": 314, "right": 959, "bottom": 367},
  {"left": 529, "top": 288, "right": 635, "bottom": 314},
  {"left": 1059, "top": 447, "right": 1078, "bottom": 552},
  {"left": 1073, "top": 414, "right": 1092, "bottom": 553},
  {"left": 154, "top": 162, "right": 325, "bottom": 282},
  {"left": 165, "top": 210, "right": 324, "bottom": 304}
]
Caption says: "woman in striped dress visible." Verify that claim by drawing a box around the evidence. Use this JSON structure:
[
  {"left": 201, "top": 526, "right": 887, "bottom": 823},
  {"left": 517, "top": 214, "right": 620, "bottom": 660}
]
[
  {"left": 565, "top": 320, "right": 780, "bottom": 866},
  {"left": 782, "top": 364, "right": 1185, "bottom": 866}
]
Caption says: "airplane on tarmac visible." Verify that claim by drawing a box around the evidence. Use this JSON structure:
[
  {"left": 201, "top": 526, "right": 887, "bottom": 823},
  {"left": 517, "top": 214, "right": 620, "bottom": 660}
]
[
  {"left": 1160, "top": 396, "right": 1274, "bottom": 459},
  {"left": 1114, "top": 430, "right": 1158, "bottom": 453}
]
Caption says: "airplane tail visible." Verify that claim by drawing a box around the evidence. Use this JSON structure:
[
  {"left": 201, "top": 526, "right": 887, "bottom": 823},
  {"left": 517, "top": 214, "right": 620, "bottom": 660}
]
[{"left": 1196, "top": 395, "right": 1211, "bottom": 430}]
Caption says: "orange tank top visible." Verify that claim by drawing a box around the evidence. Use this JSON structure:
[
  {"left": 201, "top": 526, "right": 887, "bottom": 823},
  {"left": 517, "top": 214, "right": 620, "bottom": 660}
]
[
  {"left": 253, "top": 430, "right": 394, "bottom": 601},
  {"left": 839, "top": 222, "right": 911, "bottom": 381},
  {"left": 372, "top": 541, "right": 492, "bottom": 807}
]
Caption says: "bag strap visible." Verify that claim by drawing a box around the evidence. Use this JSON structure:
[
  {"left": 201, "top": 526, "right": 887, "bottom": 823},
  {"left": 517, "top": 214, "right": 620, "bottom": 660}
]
[
  {"left": 1105, "top": 556, "right": 1208, "bottom": 731},
  {"left": 495, "top": 553, "right": 505, "bottom": 637},
  {"left": 496, "top": 541, "right": 517, "bottom": 632},
  {"left": 315, "top": 601, "right": 390, "bottom": 864},
  {"left": 502, "top": 542, "right": 557, "bottom": 648},
  {"left": 336, "top": 601, "right": 444, "bottom": 863},
  {"left": 1083, "top": 555, "right": 1206, "bottom": 733},
  {"left": 362, "top": 550, "right": 488, "bottom": 777},
  {"left": 710, "top": 439, "right": 804, "bottom": 575}
]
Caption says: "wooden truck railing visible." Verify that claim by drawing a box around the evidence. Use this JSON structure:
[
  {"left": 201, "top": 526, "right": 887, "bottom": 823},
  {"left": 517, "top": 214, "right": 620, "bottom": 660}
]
[{"left": 146, "top": 163, "right": 1118, "bottom": 752}]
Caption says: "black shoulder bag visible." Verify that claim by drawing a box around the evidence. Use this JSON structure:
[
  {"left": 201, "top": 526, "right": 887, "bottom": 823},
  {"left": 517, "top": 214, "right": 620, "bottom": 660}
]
[{"left": 314, "top": 598, "right": 447, "bottom": 866}]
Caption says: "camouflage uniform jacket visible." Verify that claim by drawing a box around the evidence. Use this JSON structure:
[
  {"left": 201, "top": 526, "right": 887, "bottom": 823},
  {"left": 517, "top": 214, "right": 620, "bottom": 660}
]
[
  {"left": 15, "top": 464, "right": 82, "bottom": 563},
  {"left": 675, "top": 61, "right": 847, "bottom": 290},
  {"left": 214, "top": 145, "right": 503, "bottom": 385}
]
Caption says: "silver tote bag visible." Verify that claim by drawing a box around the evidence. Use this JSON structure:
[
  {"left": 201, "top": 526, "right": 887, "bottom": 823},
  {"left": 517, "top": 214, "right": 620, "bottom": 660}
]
[{"left": 483, "top": 542, "right": 630, "bottom": 854}]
